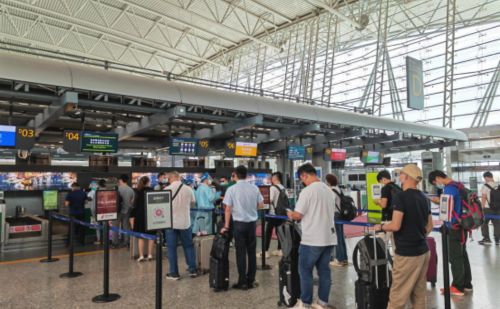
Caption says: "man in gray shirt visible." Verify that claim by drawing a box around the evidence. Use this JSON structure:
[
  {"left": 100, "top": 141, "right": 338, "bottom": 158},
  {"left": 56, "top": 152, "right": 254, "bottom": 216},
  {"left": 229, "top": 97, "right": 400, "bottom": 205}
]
[{"left": 112, "top": 174, "right": 135, "bottom": 247}]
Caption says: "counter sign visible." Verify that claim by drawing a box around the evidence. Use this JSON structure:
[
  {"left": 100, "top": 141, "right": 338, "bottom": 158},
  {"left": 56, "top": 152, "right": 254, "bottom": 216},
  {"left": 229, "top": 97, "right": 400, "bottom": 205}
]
[
  {"left": 16, "top": 127, "right": 35, "bottom": 150},
  {"left": 63, "top": 130, "right": 81, "bottom": 153},
  {"left": 146, "top": 191, "right": 173, "bottom": 231}
]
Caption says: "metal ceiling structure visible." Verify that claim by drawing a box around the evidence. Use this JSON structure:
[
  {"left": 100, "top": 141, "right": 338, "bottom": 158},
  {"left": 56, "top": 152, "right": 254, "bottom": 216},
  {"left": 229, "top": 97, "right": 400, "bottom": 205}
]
[{"left": 0, "top": 0, "right": 497, "bottom": 155}]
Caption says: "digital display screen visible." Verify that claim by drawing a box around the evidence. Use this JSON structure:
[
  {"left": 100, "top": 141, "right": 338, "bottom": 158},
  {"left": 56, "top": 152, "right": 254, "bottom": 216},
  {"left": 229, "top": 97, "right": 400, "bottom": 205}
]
[
  {"left": 331, "top": 148, "right": 347, "bottom": 162},
  {"left": 0, "top": 172, "right": 77, "bottom": 191},
  {"left": 169, "top": 138, "right": 198, "bottom": 155},
  {"left": 361, "top": 150, "right": 384, "bottom": 164},
  {"left": 235, "top": 142, "right": 257, "bottom": 157},
  {"left": 0, "top": 125, "right": 16, "bottom": 147},
  {"left": 288, "top": 145, "right": 306, "bottom": 160},
  {"left": 43, "top": 190, "right": 59, "bottom": 211},
  {"left": 81, "top": 131, "right": 118, "bottom": 153}
]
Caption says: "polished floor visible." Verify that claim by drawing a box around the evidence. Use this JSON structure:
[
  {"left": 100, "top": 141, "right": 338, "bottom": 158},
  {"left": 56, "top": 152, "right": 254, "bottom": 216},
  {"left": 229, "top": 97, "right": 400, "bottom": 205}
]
[{"left": 0, "top": 230, "right": 499, "bottom": 309}]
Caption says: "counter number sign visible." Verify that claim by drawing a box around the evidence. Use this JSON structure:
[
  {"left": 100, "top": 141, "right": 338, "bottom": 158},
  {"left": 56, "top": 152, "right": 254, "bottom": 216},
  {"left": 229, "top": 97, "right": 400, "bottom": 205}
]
[
  {"left": 16, "top": 127, "right": 36, "bottom": 150},
  {"left": 63, "top": 130, "right": 81, "bottom": 153}
]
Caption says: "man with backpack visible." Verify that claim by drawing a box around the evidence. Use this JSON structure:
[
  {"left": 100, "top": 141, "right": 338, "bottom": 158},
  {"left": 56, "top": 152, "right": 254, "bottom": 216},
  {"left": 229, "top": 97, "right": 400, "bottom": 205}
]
[
  {"left": 429, "top": 170, "right": 473, "bottom": 296},
  {"left": 479, "top": 171, "right": 500, "bottom": 245},
  {"left": 258, "top": 171, "right": 288, "bottom": 258},
  {"left": 374, "top": 170, "right": 402, "bottom": 252},
  {"left": 325, "top": 173, "right": 348, "bottom": 267}
]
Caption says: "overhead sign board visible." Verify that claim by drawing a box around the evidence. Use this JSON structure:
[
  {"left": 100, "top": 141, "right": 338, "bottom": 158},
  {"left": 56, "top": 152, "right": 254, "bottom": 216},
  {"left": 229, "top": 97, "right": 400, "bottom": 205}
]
[
  {"left": 169, "top": 137, "right": 198, "bottom": 156},
  {"left": 81, "top": 131, "right": 118, "bottom": 153},
  {"left": 146, "top": 191, "right": 173, "bottom": 231},
  {"left": 288, "top": 145, "right": 306, "bottom": 160},
  {"left": 406, "top": 56, "right": 424, "bottom": 110},
  {"left": 235, "top": 142, "right": 257, "bottom": 157},
  {"left": 197, "top": 139, "right": 210, "bottom": 156},
  {"left": 0, "top": 125, "right": 16, "bottom": 147},
  {"left": 16, "top": 127, "right": 36, "bottom": 150},
  {"left": 63, "top": 130, "right": 81, "bottom": 153},
  {"left": 305, "top": 146, "right": 313, "bottom": 161},
  {"left": 224, "top": 140, "right": 236, "bottom": 158}
]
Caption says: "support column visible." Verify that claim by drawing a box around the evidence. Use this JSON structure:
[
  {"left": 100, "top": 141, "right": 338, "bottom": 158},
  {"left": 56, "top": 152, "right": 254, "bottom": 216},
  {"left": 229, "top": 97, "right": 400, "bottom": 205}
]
[{"left": 312, "top": 152, "right": 330, "bottom": 182}]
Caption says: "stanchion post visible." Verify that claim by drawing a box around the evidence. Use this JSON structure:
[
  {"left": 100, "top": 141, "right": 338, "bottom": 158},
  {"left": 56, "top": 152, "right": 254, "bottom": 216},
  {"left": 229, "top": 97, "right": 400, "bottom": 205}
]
[
  {"left": 40, "top": 211, "right": 59, "bottom": 263},
  {"left": 441, "top": 225, "right": 451, "bottom": 309},
  {"left": 258, "top": 209, "right": 271, "bottom": 271},
  {"left": 92, "top": 221, "right": 120, "bottom": 303},
  {"left": 155, "top": 231, "right": 163, "bottom": 309},
  {"left": 60, "top": 216, "right": 83, "bottom": 278},
  {"left": 212, "top": 208, "right": 217, "bottom": 235}
]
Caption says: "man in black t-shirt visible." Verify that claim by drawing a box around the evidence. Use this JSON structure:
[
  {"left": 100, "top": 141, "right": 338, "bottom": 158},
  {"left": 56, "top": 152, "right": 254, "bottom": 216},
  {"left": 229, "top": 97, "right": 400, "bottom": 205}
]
[
  {"left": 373, "top": 164, "right": 433, "bottom": 309},
  {"left": 65, "top": 182, "right": 88, "bottom": 245},
  {"left": 374, "top": 170, "right": 401, "bottom": 253}
]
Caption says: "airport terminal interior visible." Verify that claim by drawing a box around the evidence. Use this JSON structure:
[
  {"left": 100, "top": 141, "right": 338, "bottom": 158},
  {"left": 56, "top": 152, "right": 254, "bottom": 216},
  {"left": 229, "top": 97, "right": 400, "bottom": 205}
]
[{"left": 0, "top": 0, "right": 499, "bottom": 308}]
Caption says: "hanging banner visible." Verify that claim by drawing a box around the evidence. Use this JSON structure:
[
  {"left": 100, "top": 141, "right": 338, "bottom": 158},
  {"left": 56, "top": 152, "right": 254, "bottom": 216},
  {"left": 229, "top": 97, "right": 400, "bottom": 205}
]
[
  {"left": 95, "top": 190, "right": 118, "bottom": 221},
  {"left": 406, "top": 56, "right": 424, "bottom": 110},
  {"left": 146, "top": 191, "right": 173, "bottom": 231}
]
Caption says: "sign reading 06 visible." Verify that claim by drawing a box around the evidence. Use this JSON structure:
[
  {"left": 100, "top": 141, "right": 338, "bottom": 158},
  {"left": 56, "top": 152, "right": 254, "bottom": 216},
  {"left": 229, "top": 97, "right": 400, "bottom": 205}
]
[
  {"left": 305, "top": 146, "right": 314, "bottom": 161},
  {"left": 63, "top": 130, "right": 81, "bottom": 153},
  {"left": 16, "top": 127, "right": 36, "bottom": 150},
  {"left": 224, "top": 141, "right": 236, "bottom": 158},
  {"left": 197, "top": 139, "right": 209, "bottom": 156}
]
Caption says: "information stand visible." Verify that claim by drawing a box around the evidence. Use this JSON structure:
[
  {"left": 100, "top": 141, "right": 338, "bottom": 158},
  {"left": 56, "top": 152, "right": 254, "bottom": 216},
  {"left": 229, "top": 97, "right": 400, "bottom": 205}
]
[
  {"left": 145, "top": 190, "right": 173, "bottom": 309},
  {"left": 40, "top": 190, "right": 59, "bottom": 263},
  {"left": 257, "top": 185, "right": 272, "bottom": 271},
  {"left": 92, "top": 190, "right": 120, "bottom": 303}
]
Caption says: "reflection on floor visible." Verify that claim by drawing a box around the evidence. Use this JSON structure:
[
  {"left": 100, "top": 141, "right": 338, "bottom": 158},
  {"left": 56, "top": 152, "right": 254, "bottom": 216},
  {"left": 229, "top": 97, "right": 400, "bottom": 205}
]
[{"left": 0, "top": 230, "right": 499, "bottom": 309}]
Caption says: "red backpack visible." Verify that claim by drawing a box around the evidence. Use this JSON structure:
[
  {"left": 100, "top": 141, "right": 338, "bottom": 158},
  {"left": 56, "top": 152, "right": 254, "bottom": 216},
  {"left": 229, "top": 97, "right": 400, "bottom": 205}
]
[{"left": 449, "top": 181, "right": 484, "bottom": 231}]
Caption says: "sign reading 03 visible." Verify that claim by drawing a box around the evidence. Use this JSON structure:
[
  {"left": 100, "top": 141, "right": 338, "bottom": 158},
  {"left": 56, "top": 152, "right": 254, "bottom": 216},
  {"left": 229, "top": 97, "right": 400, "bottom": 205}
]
[
  {"left": 16, "top": 127, "right": 36, "bottom": 150},
  {"left": 63, "top": 130, "right": 81, "bottom": 153}
]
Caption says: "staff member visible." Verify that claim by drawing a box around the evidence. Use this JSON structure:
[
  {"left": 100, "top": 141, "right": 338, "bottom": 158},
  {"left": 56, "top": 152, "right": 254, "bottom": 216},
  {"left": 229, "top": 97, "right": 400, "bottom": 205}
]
[
  {"left": 287, "top": 163, "right": 337, "bottom": 309},
  {"left": 221, "top": 165, "right": 264, "bottom": 290},
  {"left": 373, "top": 164, "right": 433, "bottom": 309},
  {"left": 64, "top": 182, "right": 88, "bottom": 245}
]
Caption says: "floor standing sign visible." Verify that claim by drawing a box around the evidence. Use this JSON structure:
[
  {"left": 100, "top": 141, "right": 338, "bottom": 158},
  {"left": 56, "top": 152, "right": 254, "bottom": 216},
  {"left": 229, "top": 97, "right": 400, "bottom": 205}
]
[
  {"left": 366, "top": 172, "right": 382, "bottom": 224},
  {"left": 145, "top": 190, "right": 172, "bottom": 309}
]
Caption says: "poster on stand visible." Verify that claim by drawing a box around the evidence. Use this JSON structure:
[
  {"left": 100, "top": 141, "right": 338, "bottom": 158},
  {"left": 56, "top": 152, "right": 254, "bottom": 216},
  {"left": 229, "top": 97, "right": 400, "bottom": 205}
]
[
  {"left": 146, "top": 191, "right": 173, "bottom": 231},
  {"left": 96, "top": 190, "right": 118, "bottom": 221},
  {"left": 258, "top": 186, "right": 271, "bottom": 210}
]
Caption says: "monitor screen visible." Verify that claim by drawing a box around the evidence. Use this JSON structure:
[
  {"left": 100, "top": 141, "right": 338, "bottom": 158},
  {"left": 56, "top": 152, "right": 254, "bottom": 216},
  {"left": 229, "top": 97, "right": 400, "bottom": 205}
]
[
  {"left": 330, "top": 148, "right": 347, "bottom": 162},
  {"left": 43, "top": 190, "right": 59, "bottom": 211},
  {"left": 81, "top": 131, "right": 118, "bottom": 153},
  {"left": 360, "top": 150, "right": 384, "bottom": 164},
  {"left": 288, "top": 145, "right": 306, "bottom": 160},
  {"left": 0, "top": 125, "right": 16, "bottom": 147},
  {"left": 169, "top": 138, "right": 198, "bottom": 156},
  {"left": 235, "top": 142, "right": 257, "bottom": 157}
]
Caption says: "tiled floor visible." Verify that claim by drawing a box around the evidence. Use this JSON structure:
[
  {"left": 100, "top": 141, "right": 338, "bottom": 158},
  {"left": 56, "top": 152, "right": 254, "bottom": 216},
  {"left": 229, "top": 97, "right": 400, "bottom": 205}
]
[{"left": 0, "top": 230, "right": 499, "bottom": 309}]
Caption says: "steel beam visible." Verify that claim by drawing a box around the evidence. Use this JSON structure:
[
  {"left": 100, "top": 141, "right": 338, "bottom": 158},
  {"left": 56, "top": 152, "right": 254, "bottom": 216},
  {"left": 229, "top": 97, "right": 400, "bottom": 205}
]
[
  {"left": 194, "top": 115, "right": 263, "bottom": 139},
  {"left": 28, "top": 91, "right": 77, "bottom": 135},
  {"left": 115, "top": 106, "right": 186, "bottom": 141},
  {"left": 442, "top": 0, "right": 457, "bottom": 128},
  {"left": 471, "top": 60, "right": 500, "bottom": 127}
]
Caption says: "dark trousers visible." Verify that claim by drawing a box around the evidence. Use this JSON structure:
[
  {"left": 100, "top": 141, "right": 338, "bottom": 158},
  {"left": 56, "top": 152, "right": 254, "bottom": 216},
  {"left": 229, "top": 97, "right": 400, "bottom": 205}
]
[
  {"left": 482, "top": 208, "right": 500, "bottom": 241},
  {"left": 233, "top": 220, "right": 257, "bottom": 285},
  {"left": 449, "top": 228, "right": 472, "bottom": 291},
  {"left": 264, "top": 218, "right": 282, "bottom": 252},
  {"left": 68, "top": 214, "right": 85, "bottom": 245}
]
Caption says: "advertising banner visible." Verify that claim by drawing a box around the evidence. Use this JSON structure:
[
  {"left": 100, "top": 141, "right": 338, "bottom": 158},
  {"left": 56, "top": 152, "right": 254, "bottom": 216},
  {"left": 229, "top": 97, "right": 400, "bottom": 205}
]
[
  {"left": 439, "top": 194, "right": 453, "bottom": 222},
  {"left": 258, "top": 186, "right": 271, "bottom": 209},
  {"left": 146, "top": 191, "right": 173, "bottom": 231},
  {"left": 406, "top": 56, "right": 424, "bottom": 110},
  {"left": 43, "top": 190, "right": 59, "bottom": 211},
  {"left": 366, "top": 172, "right": 382, "bottom": 223},
  {"left": 96, "top": 190, "right": 118, "bottom": 221}
]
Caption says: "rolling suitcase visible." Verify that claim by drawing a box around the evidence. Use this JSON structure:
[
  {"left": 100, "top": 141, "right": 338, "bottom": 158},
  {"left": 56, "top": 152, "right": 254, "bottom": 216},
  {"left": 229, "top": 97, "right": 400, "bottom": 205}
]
[
  {"left": 426, "top": 237, "right": 438, "bottom": 287},
  {"left": 209, "top": 233, "right": 230, "bottom": 292},
  {"left": 194, "top": 235, "right": 214, "bottom": 274},
  {"left": 353, "top": 233, "right": 391, "bottom": 309},
  {"left": 277, "top": 221, "right": 301, "bottom": 307}
]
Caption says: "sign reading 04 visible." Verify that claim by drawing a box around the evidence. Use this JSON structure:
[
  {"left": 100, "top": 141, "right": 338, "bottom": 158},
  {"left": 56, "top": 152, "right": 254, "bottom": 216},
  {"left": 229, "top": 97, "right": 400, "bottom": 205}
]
[
  {"left": 16, "top": 127, "right": 36, "bottom": 150},
  {"left": 63, "top": 130, "right": 81, "bottom": 153},
  {"left": 197, "top": 139, "right": 209, "bottom": 156}
]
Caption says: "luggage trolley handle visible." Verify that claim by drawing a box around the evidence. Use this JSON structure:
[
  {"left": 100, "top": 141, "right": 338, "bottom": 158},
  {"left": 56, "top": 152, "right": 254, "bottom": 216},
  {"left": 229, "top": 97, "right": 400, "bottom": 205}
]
[{"left": 372, "top": 230, "right": 390, "bottom": 289}]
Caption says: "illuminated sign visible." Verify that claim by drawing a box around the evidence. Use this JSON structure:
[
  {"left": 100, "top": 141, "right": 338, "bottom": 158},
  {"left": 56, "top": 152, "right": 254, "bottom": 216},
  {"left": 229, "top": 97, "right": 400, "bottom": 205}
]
[
  {"left": 235, "top": 142, "right": 257, "bottom": 157},
  {"left": 81, "top": 132, "right": 118, "bottom": 153}
]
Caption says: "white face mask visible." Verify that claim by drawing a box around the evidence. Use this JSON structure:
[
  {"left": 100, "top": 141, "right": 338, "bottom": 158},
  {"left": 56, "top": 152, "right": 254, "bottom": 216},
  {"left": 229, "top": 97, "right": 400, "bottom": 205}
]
[{"left": 436, "top": 183, "right": 445, "bottom": 189}]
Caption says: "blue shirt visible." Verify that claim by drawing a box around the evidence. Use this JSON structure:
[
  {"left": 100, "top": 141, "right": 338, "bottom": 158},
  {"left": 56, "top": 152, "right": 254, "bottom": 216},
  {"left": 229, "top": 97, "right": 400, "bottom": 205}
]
[
  {"left": 223, "top": 180, "right": 263, "bottom": 222},
  {"left": 444, "top": 183, "right": 462, "bottom": 225},
  {"left": 65, "top": 190, "right": 88, "bottom": 215}
]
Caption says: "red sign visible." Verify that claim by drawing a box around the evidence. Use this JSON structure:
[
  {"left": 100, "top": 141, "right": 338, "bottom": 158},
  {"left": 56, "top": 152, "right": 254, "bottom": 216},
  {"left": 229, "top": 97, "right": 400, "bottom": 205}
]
[
  {"left": 330, "top": 148, "right": 347, "bottom": 161},
  {"left": 10, "top": 224, "right": 42, "bottom": 233},
  {"left": 259, "top": 186, "right": 271, "bottom": 208},
  {"left": 96, "top": 190, "right": 118, "bottom": 221}
]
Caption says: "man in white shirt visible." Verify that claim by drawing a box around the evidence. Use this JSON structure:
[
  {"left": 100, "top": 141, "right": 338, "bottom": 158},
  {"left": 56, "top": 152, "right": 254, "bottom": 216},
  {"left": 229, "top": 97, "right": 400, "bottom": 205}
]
[
  {"left": 164, "top": 171, "right": 197, "bottom": 280},
  {"left": 288, "top": 163, "right": 337, "bottom": 309},
  {"left": 479, "top": 171, "right": 500, "bottom": 246}
]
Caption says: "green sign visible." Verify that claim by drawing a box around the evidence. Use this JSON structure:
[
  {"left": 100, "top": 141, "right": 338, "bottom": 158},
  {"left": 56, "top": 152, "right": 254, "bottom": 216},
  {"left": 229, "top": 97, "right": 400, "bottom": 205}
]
[
  {"left": 81, "top": 131, "right": 118, "bottom": 153},
  {"left": 366, "top": 172, "right": 382, "bottom": 224},
  {"left": 43, "top": 190, "right": 59, "bottom": 211},
  {"left": 406, "top": 56, "right": 424, "bottom": 110}
]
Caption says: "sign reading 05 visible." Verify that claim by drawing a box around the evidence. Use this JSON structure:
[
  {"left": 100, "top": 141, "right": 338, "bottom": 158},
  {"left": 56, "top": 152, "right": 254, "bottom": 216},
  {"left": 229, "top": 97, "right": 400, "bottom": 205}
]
[
  {"left": 63, "top": 130, "right": 81, "bottom": 153},
  {"left": 16, "top": 127, "right": 36, "bottom": 150},
  {"left": 197, "top": 139, "right": 209, "bottom": 156}
]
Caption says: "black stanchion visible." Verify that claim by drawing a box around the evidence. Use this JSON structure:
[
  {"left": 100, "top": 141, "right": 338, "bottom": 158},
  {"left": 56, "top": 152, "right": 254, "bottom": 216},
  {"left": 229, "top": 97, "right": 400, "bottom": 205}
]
[
  {"left": 155, "top": 231, "right": 163, "bottom": 309},
  {"left": 212, "top": 208, "right": 217, "bottom": 235},
  {"left": 60, "top": 216, "right": 83, "bottom": 278},
  {"left": 92, "top": 222, "right": 120, "bottom": 303},
  {"left": 257, "top": 209, "right": 271, "bottom": 271},
  {"left": 40, "top": 211, "right": 59, "bottom": 263},
  {"left": 441, "top": 225, "right": 451, "bottom": 309}
]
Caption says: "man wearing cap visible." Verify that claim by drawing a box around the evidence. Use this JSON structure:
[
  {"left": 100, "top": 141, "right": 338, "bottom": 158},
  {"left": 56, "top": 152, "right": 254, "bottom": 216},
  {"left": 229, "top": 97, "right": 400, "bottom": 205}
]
[
  {"left": 373, "top": 164, "right": 433, "bottom": 309},
  {"left": 193, "top": 173, "right": 221, "bottom": 235}
]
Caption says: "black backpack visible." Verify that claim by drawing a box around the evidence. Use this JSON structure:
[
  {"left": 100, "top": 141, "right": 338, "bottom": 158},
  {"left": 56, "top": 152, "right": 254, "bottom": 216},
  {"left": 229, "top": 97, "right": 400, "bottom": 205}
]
[
  {"left": 273, "top": 185, "right": 290, "bottom": 216},
  {"left": 386, "top": 183, "right": 403, "bottom": 212},
  {"left": 332, "top": 188, "right": 358, "bottom": 221},
  {"left": 485, "top": 183, "right": 500, "bottom": 211}
]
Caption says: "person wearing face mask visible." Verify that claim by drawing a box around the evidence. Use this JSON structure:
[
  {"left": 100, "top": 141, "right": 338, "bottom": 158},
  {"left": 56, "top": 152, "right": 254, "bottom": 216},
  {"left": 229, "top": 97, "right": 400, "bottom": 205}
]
[
  {"left": 428, "top": 170, "right": 473, "bottom": 297},
  {"left": 372, "top": 164, "right": 433, "bottom": 309},
  {"left": 287, "top": 163, "right": 337, "bottom": 309},
  {"left": 154, "top": 172, "right": 169, "bottom": 191},
  {"left": 193, "top": 173, "right": 221, "bottom": 235}
]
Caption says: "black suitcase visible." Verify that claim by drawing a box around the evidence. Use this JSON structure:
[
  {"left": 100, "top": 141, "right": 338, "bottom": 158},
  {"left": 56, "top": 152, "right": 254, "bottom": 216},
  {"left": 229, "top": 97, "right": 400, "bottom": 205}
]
[
  {"left": 277, "top": 221, "right": 301, "bottom": 307},
  {"left": 353, "top": 233, "right": 391, "bottom": 309},
  {"left": 209, "top": 256, "right": 229, "bottom": 291}
]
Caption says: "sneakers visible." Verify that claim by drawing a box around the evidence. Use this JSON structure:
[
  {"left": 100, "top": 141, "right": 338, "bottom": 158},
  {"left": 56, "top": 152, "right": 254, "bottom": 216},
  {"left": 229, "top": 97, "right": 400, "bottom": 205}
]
[
  {"left": 147, "top": 255, "right": 153, "bottom": 261},
  {"left": 329, "top": 260, "right": 348, "bottom": 267},
  {"left": 232, "top": 283, "right": 248, "bottom": 290},
  {"left": 479, "top": 238, "right": 492, "bottom": 245},
  {"left": 256, "top": 251, "right": 271, "bottom": 259},
  {"left": 137, "top": 256, "right": 146, "bottom": 262},
  {"left": 440, "top": 286, "right": 465, "bottom": 296},
  {"left": 188, "top": 270, "right": 198, "bottom": 278},
  {"left": 464, "top": 286, "right": 473, "bottom": 293},
  {"left": 291, "top": 300, "right": 309, "bottom": 308},
  {"left": 272, "top": 250, "right": 283, "bottom": 257},
  {"left": 166, "top": 273, "right": 181, "bottom": 281}
]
